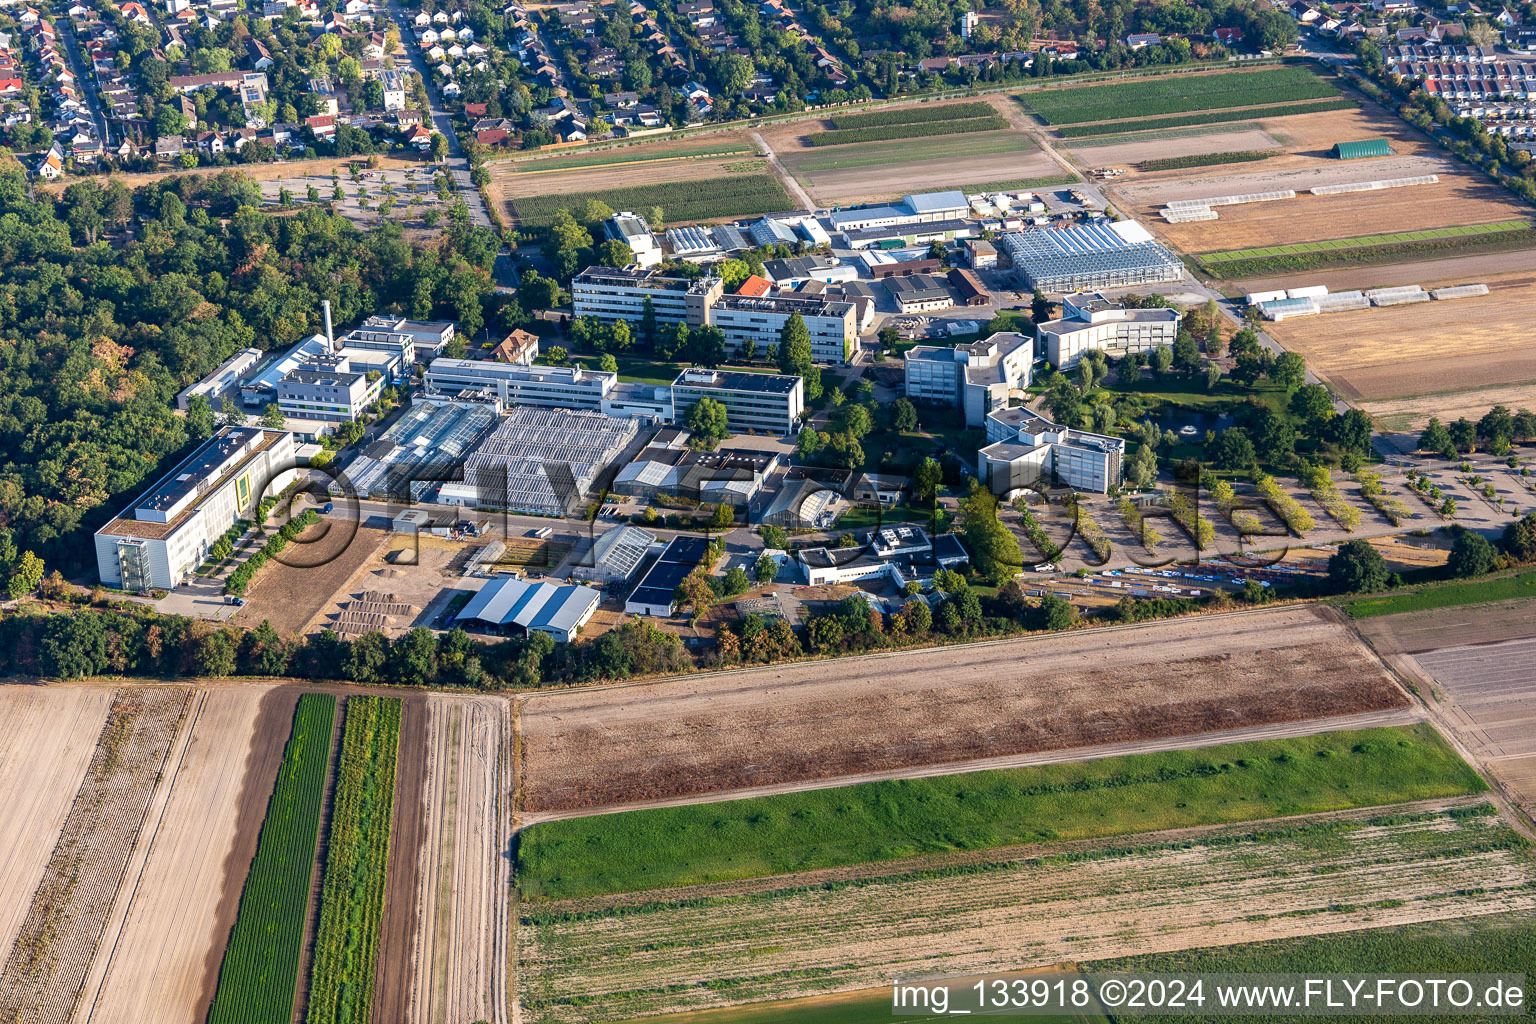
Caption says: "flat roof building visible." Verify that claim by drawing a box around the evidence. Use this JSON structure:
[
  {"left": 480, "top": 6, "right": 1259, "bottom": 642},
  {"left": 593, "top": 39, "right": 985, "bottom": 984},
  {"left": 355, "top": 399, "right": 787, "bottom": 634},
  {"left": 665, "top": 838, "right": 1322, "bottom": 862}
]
[
  {"left": 358, "top": 315, "right": 456, "bottom": 357},
  {"left": 904, "top": 332, "right": 1033, "bottom": 427},
  {"left": 1000, "top": 220, "right": 1183, "bottom": 293},
  {"left": 980, "top": 406, "right": 1124, "bottom": 494},
  {"left": 884, "top": 274, "right": 954, "bottom": 313},
  {"left": 1036, "top": 291, "right": 1182, "bottom": 369},
  {"left": 177, "top": 347, "right": 262, "bottom": 412},
  {"left": 625, "top": 534, "right": 711, "bottom": 616},
  {"left": 612, "top": 445, "right": 779, "bottom": 505},
  {"left": 603, "top": 211, "right": 663, "bottom": 268},
  {"left": 571, "top": 266, "right": 722, "bottom": 328},
  {"left": 455, "top": 575, "right": 600, "bottom": 642},
  {"left": 762, "top": 254, "right": 857, "bottom": 286},
  {"left": 94, "top": 426, "right": 297, "bottom": 590},
  {"left": 827, "top": 190, "right": 969, "bottom": 231},
  {"left": 425, "top": 358, "right": 617, "bottom": 409},
  {"left": 670, "top": 367, "right": 804, "bottom": 436},
  {"left": 708, "top": 293, "right": 855, "bottom": 364}
]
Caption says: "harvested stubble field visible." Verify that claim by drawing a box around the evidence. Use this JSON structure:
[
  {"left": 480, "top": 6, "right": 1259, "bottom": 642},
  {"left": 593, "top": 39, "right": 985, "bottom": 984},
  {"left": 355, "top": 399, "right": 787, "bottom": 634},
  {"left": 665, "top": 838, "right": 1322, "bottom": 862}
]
[
  {"left": 517, "top": 607, "right": 1408, "bottom": 813},
  {"left": 408, "top": 694, "right": 511, "bottom": 1024},
  {"left": 1262, "top": 273, "right": 1536, "bottom": 403},
  {"left": 236, "top": 524, "right": 388, "bottom": 636},
  {"left": 0, "top": 687, "right": 191, "bottom": 1024},
  {"left": 516, "top": 804, "right": 1528, "bottom": 1023},
  {"left": 1066, "top": 128, "right": 1280, "bottom": 172},
  {"left": 75, "top": 684, "right": 295, "bottom": 1024}
]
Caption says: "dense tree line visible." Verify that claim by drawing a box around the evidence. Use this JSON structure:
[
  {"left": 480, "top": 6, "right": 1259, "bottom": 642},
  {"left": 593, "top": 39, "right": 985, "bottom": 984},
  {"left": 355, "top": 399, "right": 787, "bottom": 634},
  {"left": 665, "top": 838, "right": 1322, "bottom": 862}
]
[{"left": 0, "top": 164, "right": 500, "bottom": 569}]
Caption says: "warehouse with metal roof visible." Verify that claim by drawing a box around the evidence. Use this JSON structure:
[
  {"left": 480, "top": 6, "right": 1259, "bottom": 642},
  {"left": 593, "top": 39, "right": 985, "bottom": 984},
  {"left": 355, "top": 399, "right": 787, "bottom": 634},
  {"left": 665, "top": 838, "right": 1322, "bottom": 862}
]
[
  {"left": 454, "top": 576, "right": 601, "bottom": 642},
  {"left": 1332, "top": 138, "right": 1394, "bottom": 159},
  {"left": 624, "top": 535, "right": 711, "bottom": 617}
]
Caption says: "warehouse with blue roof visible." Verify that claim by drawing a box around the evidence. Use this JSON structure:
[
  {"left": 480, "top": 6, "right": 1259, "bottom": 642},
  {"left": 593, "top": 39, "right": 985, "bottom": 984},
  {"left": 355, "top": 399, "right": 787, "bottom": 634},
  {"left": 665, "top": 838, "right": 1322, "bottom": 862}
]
[{"left": 454, "top": 576, "right": 601, "bottom": 642}]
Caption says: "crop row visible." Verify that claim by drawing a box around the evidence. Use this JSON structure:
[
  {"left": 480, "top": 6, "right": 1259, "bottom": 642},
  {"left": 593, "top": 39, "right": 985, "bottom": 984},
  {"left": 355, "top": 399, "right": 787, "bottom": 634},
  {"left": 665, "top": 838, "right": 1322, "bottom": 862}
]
[
  {"left": 1137, "top": 148, "right": 1281, "bottom": 172},
  {"left": 1198, "top": 225, "right": 1536, "bottom": 277},
  {"left": 1254, "top": 473, "right": 1317, "bottom": 534},
  {"left": 1023, "top": 67, "right": 1340, "bottom": 125},
  {"left": 807, "top": 115, "right": 1010, "bottom": 147},
  {"left": 828, "top": 100, "right": 995, "bottom": 131},
  {"left": 1299, "top": 465, "right": 1362, "bottom": 531},
  {"left": 1053, "top": 98, "right": 1356, "bottom": 138},
  {"left": 306, "top": 696, "right": 402, "bottom": 1024},
  {"left": 510, "top": 174, "right": 792, "bottom": 228},
  {"left": 1355, "top": 468, "right": 1414, "bottom": 526},
  {"left": 225, "top": 509, "right": 320, "bottom": 596},
  {"left": 209, "top": 694, "right": 337, "bottom": 1024}
]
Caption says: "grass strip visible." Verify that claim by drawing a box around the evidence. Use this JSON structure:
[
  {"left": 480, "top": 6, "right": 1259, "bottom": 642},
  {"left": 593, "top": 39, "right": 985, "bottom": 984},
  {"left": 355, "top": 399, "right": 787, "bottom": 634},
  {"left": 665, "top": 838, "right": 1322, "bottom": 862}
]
[
  {"left": 807, "top": 115, "right": 1010, "bottom": 147},
  {"left": 1137, "top": 148, "right": 1281, "bottom": 172},
  {"left": 1347, "top": 570, "right": 1536, "bottom": 618},
  {"left": 514, "top": 724, "right": 1484, "bottom": 900},
  {"left": 828, "top": 101, "right": 995, "bottom": 130},
  {"left": 510, "top": 174, "right": 791, "bottom": 228},
  {"left": 306, "top": 696, "right": 402, "bottom": 1024},
  {"left": 1023, "top": 67, "right": 1340, "bottom": 125},
  {"left": 959, "top": 174, "right": 1077, "bottom": 192},
  {"left": 209, "top": 694, "right": 337, "bottom": 1024},
  {"left": 500, "top": 143, "right": 756, "bottom": 172},
  {"left": 1202, "top": 225, "right": 1536, "bottom": 277},
  {"left": 1053, "top": 98, "right": 1356, "bottom": 138}
]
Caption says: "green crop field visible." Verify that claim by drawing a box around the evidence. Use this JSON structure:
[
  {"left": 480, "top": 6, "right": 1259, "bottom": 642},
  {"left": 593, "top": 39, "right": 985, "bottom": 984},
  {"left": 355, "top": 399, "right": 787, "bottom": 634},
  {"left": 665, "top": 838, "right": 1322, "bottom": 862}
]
[
  {"left": 1138, "top": 148, "right": 1282, "bottom": 172},
  {"left": 515, "top": 724, "right": 1484, "bottom": 900},
  {"left": 788, "top": 131, "right": 1034, "bottom": 172},
  {"left": 1022, "top": 67, "right": 1340, "bottom": 125},
  {"left": 1347, "top": 570, "right": 1536, "bottom": 618},
  {"left": 807, "top": 115, "right": 1011, "bottom": 147},
  {"left": 828, "top": 101, "right": 996, "bottom": 130},
  {"left": 1201, "top": 224, "right": 1536, "bottom": 277},
  {"left": 1053, "top": 98, "right": 1356, "bottom": 138},
  {"left": 500, "top": 142, "right": 757, "bottom": 172},
  {"left": 208, "top": 694, "right": 336, "bottom": 1024},
  {"left": 958, "top": 174, "right": 1077, "bottom": 192},
  {"left": 510, "top": 174, "right": 791, "bottom": 228},
  {"left": 1203, "top": 220, "right": 1531, "bottom": 262},
  {"left": 1094, "top": 911, "right": 1536, "bottom": 1022},
  {"left": 306, "top": 696, "right": 401, "bottom": 1024}
]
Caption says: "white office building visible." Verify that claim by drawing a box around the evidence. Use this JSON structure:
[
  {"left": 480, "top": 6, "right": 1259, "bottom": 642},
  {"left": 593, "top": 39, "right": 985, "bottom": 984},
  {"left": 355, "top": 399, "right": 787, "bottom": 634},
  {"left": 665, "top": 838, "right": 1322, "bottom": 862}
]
[
  {"left": 425, "top": 358, "right": 617, "bottom": 409},
  {"left": 357, "top": 315, "right": 457, "bottom": 358},
  {"left": 670, "top": 367, "right": 804, "bottom": 435},
  {"left": 177, "top": 347, "right": 262, "bottom": 412},
  {"left": 979, "top": 407, "right": 1124, "bottom": 494},
  {"left": 1037, "top": 292, "right": 1181, "bottom": 369},
  {"left": 709, "top": 293, "right": 855, "bottom": 364},
  {"left": 827, "top": 190, "right": 970, "bottom": 232},
  {"left": 571, "top": 266, "right": 722, "bottom": 327},
  {"left": 903, "top": 332, "right": 1033, "bottom": 427},
  {"left": 603, "top": 212, "right": 663, "bottom": 268},
  {"left": 94, "top": 427, "right": 297, "bottom": 590}
]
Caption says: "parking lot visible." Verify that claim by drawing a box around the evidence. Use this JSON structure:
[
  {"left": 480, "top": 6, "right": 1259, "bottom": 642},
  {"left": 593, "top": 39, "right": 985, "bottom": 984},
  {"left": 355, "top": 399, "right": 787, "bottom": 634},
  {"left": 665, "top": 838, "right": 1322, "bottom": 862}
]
[{"left": 257, "top": 165, "right": 453, "bottom": 230}]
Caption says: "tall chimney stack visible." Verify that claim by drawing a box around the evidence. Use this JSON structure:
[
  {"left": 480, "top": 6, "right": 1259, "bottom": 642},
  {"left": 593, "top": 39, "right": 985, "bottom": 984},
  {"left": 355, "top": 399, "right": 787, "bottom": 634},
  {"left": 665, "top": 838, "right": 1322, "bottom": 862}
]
[{"left": 323, "top": 300, "right": 335, "bottom": 353}]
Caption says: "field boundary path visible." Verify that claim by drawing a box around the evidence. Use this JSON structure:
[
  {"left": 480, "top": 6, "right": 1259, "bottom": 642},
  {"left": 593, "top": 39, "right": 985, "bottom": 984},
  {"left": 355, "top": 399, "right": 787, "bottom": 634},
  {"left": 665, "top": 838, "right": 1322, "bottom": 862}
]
[
  {"left": 516, "top": 706, "right": 1427, "bottom": 827},
  {"left": 752, "top": 131, "right": 815, "bottom": 211},
  {"left": 75, "top": 689, "right": 208, "bottom": 1021}
]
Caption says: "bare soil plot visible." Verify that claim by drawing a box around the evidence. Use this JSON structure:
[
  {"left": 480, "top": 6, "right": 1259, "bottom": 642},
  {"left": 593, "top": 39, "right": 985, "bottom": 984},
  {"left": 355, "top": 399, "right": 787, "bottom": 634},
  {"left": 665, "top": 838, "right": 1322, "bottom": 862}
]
[
  {"left": 517, "top": 805, "right": 1532, "bottom": 1023},
  {"left": 1361, "top": 382, "right": 1536, "bottom": 434},
  {"left": 75, "top": 684, "right": 292, "bottom": 1024},
  {"left": 235, "top": 525, "right": 388, "bottom": 636},
  {"left": 1263, "top": 273, "right": 1536, "bottom": 402},
  {"left": 0, "top": 688, "right": 191, "bottom": 1024},
  {"left": 0, "top": 687, "right": 115, "bottom": 964},
  {"left": 1355, "top": 598, "right": 1536, "bottom": 656},
  {"left": 1066, "top": 128, "right": 1280, "bottom": 172},
  {"left": 408, "top": 694, "right": 511, "bottom": 1024},
  {"left": 1232, "top": 245, "right": 1536, "bottom": 294},
  {"left": 308, "top": 533, "right": 486, "bottom": 640},
  {"left": 519, "top": 606, "right": 1409, "bottom": 813}
]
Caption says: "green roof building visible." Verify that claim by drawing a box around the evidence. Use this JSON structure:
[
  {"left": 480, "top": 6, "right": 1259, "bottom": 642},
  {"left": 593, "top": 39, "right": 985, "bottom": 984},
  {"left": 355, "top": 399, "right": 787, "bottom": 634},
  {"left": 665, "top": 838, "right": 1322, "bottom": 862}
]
[{"left": 1332, "top": 138, "right": 1394, "bottom": 159}]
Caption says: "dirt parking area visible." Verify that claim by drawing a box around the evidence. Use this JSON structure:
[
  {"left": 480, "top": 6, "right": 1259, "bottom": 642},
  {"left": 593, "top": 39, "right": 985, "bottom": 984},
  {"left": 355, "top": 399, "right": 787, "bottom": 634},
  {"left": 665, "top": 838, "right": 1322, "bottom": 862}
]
[
  {"left": 408, "top": 694, "right": 511, "bottom": 1024},
  {"left": 1263, "top": 273, "right": 1536, "bottom": 403},
  {"left": 236, "top": 524, "right": 389, "bottom": 637},
  {"left": 0, "top": 686, "right": 115, "bottom": 963},
  {"left": 518, "top": 606, "right": 1409, "bottom": 812},
  {"left": 76, "top": 684, "right": 293, "bottom": 1024},
  {"left": 306, "top": 533, "right": 487, "bottom": 639}
]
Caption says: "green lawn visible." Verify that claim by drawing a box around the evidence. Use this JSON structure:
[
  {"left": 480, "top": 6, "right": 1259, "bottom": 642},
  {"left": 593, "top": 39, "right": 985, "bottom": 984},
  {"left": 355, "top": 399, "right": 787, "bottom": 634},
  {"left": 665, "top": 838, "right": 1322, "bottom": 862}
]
[
  {"left": 568, "top": 355, "right": 680, "bottom": 386},
  {"left": 1094, "top": 912, "right": 1536, "bottom": 1023},
  {"left": 1052, "top": 98, "right": 1356, "bottom": 138},
  {"left": 788, "top": 131, "right": 1033, "bottom": 173},
  {"left": 1022, "top": 67, "right": 1340, "bottom": 125},
  {"left": 834, "top": 501, "right": 930, "bottom": 529},
  {"left": 500, "top": 142, "right": 758, "bottom": 172},
  {"left": 514, "top": 724, "right": 1484, "bottom": 900},
  {"left": 1346, "top": 571, "right": 1536, "bottom": 618}
]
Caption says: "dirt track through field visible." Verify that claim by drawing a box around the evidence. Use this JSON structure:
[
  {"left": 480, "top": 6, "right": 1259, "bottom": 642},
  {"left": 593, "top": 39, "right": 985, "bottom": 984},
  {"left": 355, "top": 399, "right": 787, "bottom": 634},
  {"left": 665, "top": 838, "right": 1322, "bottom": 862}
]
[
  {"left": 410, "top": 695, "right": 511, "bottom": 1024},
  {"left": 518, "top": 805, "right": 1531, "bottom": 1023},
  {"left": 77, "top": 685, "right": 288, "bottom": 1024},
  {"left": 0, "top": 687, "right": 115, "bottom": 965},
  {"left": 519, "top": 607, "right": 1409, "bottom": 813},
  {"left": 0, "top": 688, "right": 190, "bottom": 1024}
]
